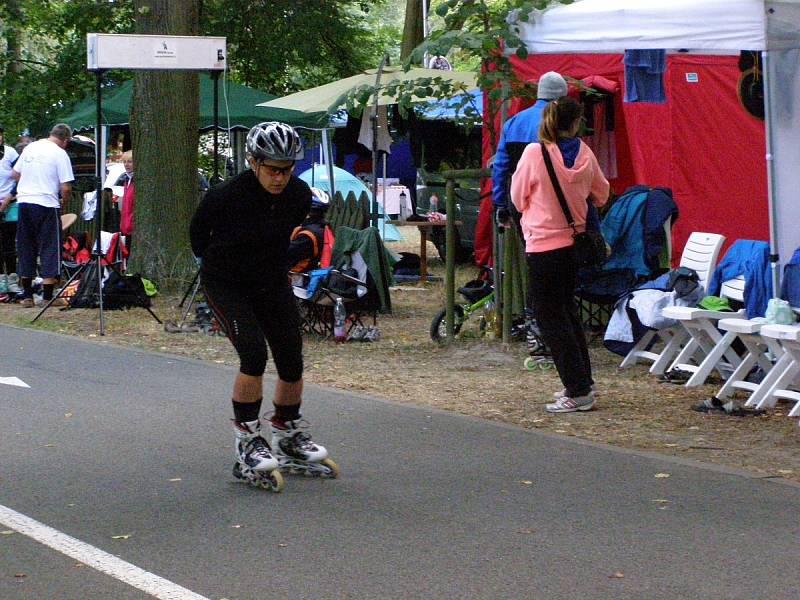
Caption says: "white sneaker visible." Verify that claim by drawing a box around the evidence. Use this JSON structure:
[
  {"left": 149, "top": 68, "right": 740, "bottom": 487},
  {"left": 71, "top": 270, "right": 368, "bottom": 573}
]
[
  {"left": 553, "top": 384, "right": 597, "bottom": 400},
  {"left": 545, "top": 394, "right": 595, "bottom": 413}
]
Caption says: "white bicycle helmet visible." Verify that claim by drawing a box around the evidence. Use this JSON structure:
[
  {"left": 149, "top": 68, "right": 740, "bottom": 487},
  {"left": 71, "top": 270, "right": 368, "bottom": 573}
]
[
  {"left": 310, "top": 187, "right": 330, "bottom": 210},
  {"left": 246, "top": 121, "right": 303, "bottom": 162}
]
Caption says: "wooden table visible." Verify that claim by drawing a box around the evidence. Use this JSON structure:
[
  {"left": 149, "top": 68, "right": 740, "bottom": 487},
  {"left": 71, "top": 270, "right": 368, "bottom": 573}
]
[{"left": 387, "top": 220, "right": 460, "bottom": 283}]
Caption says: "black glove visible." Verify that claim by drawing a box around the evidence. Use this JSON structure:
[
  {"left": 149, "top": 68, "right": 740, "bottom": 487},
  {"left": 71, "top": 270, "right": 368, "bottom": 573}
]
[{"left": 495, "top": 207, "right": 511, "bottom": 228}]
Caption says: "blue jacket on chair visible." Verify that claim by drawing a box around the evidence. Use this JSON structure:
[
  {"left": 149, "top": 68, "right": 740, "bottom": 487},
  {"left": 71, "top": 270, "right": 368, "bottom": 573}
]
[
  {"left": 780, "top": 247, "right": 800, "bottom": 309},
  {"left": 708, "top": 239, "right": 772, "bottom": 318}
]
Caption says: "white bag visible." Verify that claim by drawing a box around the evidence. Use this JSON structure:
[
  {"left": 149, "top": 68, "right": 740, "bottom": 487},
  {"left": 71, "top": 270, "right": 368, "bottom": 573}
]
[
  {"left": 81, "top": 191, "right": 97, "bottom": 221},
  {"left": 765, "top": 298, "right": 797, "bottom": 325}
]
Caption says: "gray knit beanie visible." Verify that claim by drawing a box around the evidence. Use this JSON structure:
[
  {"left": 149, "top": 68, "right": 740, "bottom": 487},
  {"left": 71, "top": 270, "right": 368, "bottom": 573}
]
[{"left": 537, "top": 71, "right": 568, "bottom": 100}]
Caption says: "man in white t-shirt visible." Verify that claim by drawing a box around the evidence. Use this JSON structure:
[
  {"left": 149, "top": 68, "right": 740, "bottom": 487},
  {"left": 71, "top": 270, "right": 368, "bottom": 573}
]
[{"left": 11, "top": 123, "right": 75, "bottom": 307}]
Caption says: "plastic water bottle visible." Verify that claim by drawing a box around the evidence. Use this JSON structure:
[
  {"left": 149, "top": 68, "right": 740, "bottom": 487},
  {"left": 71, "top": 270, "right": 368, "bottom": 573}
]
[
  {"left": 333, "top": 297, "right": 347, "bottom": 343},
  {"left": 429, "top": 193, "right": 439, "bottom": 214}
]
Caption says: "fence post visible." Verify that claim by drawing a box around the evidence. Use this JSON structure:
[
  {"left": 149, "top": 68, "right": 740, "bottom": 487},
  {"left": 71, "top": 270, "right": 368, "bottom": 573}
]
[{"left": 445, "top": 177, "right": 456, "bottom": 341}]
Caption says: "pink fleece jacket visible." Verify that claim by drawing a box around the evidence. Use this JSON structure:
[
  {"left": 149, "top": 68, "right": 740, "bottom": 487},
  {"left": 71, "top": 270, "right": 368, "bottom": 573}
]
[{"left": 511, "top": 141, "right": 609, "bottom": 253}]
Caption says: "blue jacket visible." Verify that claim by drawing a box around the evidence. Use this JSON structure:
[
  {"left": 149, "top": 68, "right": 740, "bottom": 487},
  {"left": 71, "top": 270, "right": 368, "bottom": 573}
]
[
  {"left": 780, "top": 247, "right": 800, "bottom": 309},
  {"left": 601, "top": 190, "right": 649, "bottom": 277},
  {"left": 708, "top": 239, "right": 772, "bottom": 318},
  {"left": 492, "top": 100, "right": 548, "bottom": 209}
]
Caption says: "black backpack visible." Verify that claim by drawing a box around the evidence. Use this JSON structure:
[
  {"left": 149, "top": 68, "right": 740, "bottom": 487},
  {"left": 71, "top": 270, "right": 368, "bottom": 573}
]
[{"left": 102, "top": 271, "right": 151, "bottom": 310}]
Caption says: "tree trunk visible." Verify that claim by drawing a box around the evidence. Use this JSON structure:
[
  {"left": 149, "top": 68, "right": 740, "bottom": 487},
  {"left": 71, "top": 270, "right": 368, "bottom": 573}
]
[
  {"left": 401, "top": 0, "right": 430, "bottom": 62},
  {"left": 130, "top": 0, "right": 200, "bottom": 283}
]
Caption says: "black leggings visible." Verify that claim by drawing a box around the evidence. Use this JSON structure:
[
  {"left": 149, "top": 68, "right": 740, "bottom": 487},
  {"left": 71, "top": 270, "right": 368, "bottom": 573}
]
[
  {"left": 0, "top": 220, "right": 18, "bottom": 274},
  {"left": 203, "top": 278, "right": 303, "bottom": 382},
  {"left": 527, "top": 245, "right": 593, "bottom": 398}
]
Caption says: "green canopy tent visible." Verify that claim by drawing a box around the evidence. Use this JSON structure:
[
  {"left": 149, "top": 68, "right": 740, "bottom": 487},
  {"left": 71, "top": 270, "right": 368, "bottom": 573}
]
[{"left": 57, "top": 73, "right": 327, "bottom": 132}]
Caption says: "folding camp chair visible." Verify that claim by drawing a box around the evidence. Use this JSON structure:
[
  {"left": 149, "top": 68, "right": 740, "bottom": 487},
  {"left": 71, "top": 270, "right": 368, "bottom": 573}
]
[
  {"left": 620, "top": 232, "right": 725, "bottom": 374},
  {"left": 292, "top": 267, "right": 372, "bottom": 337},
  {"left": 293, "top": 226, "right": 392, "bottom": 338}
]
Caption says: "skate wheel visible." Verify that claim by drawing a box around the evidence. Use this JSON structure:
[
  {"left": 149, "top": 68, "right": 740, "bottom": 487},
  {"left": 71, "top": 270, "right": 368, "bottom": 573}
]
[
  {"left": 320, "top": 458, "right": 340, "bottom": 479},
  {"left": 524, "top": 357, "right": 537, "bottom": 370},
  {"left": 261, "top": 470, "right": 285, "bottom": 492}
]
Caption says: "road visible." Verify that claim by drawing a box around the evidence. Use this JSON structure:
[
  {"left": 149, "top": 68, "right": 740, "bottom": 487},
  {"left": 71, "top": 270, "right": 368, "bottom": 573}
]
[{"left": 1, "top": 324, "right": 798, "bottom": 599}]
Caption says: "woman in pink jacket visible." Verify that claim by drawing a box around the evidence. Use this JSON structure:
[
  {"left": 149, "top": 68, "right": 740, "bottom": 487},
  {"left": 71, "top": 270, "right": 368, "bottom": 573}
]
[{"left": 511, "top": 97, "right": 609, "bottom": 413}]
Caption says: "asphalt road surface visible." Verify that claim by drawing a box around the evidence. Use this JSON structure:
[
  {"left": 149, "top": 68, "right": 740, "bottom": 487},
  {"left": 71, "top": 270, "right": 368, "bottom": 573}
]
[{"left": 1, "top": 324, "right": 799, "bottom": 600}]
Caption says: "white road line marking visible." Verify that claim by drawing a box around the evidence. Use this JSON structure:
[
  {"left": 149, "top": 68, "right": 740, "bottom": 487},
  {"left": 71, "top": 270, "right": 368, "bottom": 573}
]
[
  {"left": 0, "top": 376, "right": 30, "bottom": 388},
  {"left": 0, "top": 504, "right": 210, "bottom": 600}
]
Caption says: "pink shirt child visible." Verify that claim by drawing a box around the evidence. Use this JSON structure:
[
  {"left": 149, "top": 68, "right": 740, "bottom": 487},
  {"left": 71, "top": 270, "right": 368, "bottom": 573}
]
[{"left": 511, "top": 141, "right": 609, "bottom": 253}]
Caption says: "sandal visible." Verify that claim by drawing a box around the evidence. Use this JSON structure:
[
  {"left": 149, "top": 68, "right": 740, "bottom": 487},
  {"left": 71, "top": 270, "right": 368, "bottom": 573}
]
[
  {"left": 659, "top": 368, "right": 693, "bottom": 384},
  {"left": 164, "top": 321, "right": 182, "bottom": 333},
  {"left": 721, "top": 401, "right": 765, "bottom": 417},
  {"left": 693, "top": 397, "right": 725, "bottom": 413}
]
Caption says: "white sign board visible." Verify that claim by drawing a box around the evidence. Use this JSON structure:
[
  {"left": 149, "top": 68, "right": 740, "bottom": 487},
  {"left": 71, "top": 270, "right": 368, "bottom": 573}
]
[{"left": 87, "top": 34, "right": 226, "bottom": 71}]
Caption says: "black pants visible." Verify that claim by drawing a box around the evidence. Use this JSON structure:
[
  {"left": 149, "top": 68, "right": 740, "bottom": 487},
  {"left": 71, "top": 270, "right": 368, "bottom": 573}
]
[
  {"left": 0, "top": 220, "right": 16, "bottom": 274},
  {"left": 527, "top": 246, "right": 593, "bottom": 397},
  {"left": 203, "top": 278, "right": 303, "bottom": 382}
]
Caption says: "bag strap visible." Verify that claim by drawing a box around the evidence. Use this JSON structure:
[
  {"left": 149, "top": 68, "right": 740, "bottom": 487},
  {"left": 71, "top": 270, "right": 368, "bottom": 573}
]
[{"left": 541, "top": 143, "right": 578, "bottom": 235}]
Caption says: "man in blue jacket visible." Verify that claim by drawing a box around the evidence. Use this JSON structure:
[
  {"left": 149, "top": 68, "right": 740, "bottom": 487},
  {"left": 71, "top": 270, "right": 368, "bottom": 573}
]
[{"left": 492, "top": 71, "right": 568, "bottom": 226}]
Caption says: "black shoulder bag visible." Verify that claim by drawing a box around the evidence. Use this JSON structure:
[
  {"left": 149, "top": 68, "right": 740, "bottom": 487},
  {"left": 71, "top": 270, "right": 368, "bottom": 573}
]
[{"left": 540, "top": 143, "right": 607, "bottom": 268}]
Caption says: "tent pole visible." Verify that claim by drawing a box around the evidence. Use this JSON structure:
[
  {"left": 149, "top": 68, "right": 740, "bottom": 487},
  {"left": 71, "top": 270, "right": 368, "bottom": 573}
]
[
  {"left": 371, "top": 54, "right": 389, "bottom": 228},
  {"left": 211, "top": 70, "right": 221, "bottom": 185},
  {"left": 762, "top": 50, "right": 780, "bottom": 296},
  {"left": 322, "top": 128, "right": 336, "bottom": 198}
]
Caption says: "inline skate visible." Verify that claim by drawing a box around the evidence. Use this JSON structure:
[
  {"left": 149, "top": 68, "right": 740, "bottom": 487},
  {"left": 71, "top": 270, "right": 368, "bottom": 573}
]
[
  {"left": 270, "top": 418, "right": 339, "bottom": 478},
  {"left": 232, "top": 419, "right": 285, "bottom": 492},
  {"left": 523, "top": 309, "right": 554, "bottom": 371}
]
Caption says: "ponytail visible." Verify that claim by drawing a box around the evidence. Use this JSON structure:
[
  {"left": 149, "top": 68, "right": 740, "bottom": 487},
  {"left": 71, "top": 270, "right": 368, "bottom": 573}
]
[{"left": 537, "top": 96, "right": 583, "bottom": 144}]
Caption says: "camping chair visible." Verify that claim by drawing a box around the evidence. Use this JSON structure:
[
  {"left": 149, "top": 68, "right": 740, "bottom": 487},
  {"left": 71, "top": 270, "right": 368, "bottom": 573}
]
[
  {"left": 620, "top": 232, "right": 725, "bottom": 374},
  {"left": 292, "top": 267, "right": 372, "bottom": 337},
  {"left": 575, "top": 187, "right": 677, "bottom": 336},
  {"left": 293, "top": 226, "right": 392, "bottom": 338}
]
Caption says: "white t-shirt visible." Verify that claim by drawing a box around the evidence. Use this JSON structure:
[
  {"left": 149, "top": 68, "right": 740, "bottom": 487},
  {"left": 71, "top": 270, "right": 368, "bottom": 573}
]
[
  {"left": 14, "top": 139, "right": 74, "bottom": 208},
  {"left": 0, "top": 144, "right": 19, "bottom": 197}
]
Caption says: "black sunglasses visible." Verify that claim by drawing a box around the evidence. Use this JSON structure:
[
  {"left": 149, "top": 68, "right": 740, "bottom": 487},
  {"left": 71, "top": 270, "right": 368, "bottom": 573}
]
[{"left": 259, "top": 163, "right": 294, "bottom": 177}]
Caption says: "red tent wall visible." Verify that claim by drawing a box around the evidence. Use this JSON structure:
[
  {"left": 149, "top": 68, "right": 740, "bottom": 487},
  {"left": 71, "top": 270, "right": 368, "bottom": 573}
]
[{"left": 476, "top": 53, "right": 768, "bottom": 267}]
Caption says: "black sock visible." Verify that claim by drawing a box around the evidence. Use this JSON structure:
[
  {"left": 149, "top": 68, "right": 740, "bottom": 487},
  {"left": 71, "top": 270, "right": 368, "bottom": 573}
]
[
  {"left": 43, "top": 283, "right": 54, "bottom": 301},
  {"left": 272, "top": 403, "right": 301, "bottom": 426},
  {"left": 21, "top": 277, "right": 32, "bottom": 298},
  {"left": 232, "top": 398, "right": 262, "bottom": 423}
]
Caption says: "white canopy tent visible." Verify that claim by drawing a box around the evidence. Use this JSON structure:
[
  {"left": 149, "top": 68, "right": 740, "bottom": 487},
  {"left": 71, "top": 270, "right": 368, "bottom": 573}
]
[{"left": 510, "top": 0, "right": 800, "bottom": 291}]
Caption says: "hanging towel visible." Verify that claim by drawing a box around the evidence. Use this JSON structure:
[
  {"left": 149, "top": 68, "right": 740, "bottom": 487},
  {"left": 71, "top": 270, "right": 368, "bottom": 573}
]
[
  {"left": 624, "top": 50, "right": 666, "bottom": 103},
  {"left": 358, "top": 105, "right": 393, "bottom": 154}
]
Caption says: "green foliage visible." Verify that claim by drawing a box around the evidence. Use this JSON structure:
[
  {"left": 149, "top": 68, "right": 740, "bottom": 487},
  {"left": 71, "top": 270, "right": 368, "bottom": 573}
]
[
  {"left": 0, "top": 0, "right": 395, "bottom": 138},
  {"left": 199, "top": 0, "right": 391, "bottom": 95},
  {"left": 0, "top": 0, "right": 134, "bottom": 138},
  {"left": 346, "top": 0, "right": 569, "bottom": 152}
]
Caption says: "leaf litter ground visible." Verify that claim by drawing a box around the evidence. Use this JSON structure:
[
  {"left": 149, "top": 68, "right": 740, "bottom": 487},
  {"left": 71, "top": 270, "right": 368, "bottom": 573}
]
[{"left": 1, "top": 232, "right": 797, "bottom": 484}]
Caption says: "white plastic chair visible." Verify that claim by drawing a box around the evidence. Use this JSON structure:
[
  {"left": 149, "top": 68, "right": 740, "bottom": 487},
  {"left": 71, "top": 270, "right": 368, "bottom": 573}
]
[
  {"left": 661, "top": 275, "right": 747, "bottom": 387},
  {"left": 753, "top": 324, "right": 800, "bottom": 416},
  {"left": 620, "top": 232, "right": 725, "bottom": 374}
]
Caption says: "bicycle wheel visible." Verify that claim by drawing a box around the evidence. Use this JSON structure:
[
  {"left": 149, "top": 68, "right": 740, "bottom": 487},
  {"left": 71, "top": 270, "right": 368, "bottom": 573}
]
[{"left": 429, "top": 305, "right": 465, "bottom": 342}]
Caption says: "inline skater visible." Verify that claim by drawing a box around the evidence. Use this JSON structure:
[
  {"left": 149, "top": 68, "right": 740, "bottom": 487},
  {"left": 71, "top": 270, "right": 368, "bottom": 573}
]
[{"left": 190, "top": 121, "right": 337, "bottom": 491}]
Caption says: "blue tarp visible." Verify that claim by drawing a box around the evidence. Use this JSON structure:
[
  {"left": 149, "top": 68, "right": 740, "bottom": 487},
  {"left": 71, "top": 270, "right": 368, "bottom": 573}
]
[{"left": 417, "top": 90, "right": 483, "bottom": 121}]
